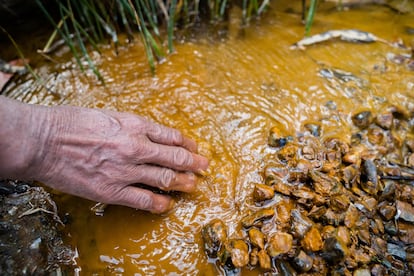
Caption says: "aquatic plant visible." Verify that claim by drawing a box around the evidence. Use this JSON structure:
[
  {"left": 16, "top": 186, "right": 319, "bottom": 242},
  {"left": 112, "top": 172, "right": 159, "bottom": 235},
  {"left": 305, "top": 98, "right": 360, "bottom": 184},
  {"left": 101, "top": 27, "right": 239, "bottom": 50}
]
[
  {"left": 304, "top": 0, "right": 318, "bottom": 36},
  {"left": 34, "top": 0, "right": 321, "bottom": 78},
  {"left": 35, "top": 0, "right": 274, "bottom": 77}
]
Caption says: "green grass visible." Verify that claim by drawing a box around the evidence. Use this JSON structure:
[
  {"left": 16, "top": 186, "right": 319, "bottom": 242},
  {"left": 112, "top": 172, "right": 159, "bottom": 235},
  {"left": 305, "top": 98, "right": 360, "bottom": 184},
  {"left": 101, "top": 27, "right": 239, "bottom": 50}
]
[
  {"left": 304, "top": 0, "right": 318, "bottom": 36},
  {"left": 34, "top": 0, "right": 317, "bottom": 79}
]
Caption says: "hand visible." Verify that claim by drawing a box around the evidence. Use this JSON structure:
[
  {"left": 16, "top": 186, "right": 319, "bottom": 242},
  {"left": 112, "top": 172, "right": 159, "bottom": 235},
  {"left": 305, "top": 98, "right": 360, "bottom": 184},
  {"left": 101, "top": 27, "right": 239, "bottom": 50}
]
[{"left": 0, "top": 97, "right": 209, "bottom": 213}]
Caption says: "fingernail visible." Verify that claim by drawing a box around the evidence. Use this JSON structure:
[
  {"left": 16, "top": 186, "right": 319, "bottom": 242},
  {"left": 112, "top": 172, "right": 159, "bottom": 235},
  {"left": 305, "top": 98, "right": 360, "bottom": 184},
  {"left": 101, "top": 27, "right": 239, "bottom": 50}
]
[{"left": 151, "top": 199, "right": 175, "bottom": 214}]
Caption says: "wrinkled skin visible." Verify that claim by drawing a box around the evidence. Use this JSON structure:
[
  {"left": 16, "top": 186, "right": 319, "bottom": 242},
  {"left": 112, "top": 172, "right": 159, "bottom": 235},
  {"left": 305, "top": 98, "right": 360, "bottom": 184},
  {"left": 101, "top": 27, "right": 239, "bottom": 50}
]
[{"left": 0, "top": 96, "right": 209, "bottom": 213}]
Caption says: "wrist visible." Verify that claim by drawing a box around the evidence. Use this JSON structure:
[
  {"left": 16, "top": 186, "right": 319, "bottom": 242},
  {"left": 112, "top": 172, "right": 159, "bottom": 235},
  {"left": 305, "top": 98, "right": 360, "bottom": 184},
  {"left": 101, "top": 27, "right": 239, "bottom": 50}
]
[{"left": 0, "top": 96, "right": 54, "bottom": 180}]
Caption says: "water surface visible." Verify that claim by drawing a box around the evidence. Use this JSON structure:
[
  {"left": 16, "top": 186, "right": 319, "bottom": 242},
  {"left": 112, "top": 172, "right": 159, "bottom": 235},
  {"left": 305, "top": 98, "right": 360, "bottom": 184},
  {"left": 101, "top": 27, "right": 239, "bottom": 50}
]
[{"left": 4, "top": 1, "right": 414, "bottom": 274}]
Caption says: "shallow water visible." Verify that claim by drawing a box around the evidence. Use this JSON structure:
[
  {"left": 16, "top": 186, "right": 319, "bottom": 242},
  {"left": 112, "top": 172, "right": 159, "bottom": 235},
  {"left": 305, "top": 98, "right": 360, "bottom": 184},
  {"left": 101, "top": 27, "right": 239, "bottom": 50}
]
[{"left": 4, "top": 0, "right": 414, "bottom": 274}]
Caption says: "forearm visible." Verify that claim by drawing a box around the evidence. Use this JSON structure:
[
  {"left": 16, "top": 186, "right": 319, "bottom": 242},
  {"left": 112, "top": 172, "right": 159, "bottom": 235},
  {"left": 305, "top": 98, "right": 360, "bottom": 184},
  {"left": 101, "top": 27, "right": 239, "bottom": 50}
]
[{"left": 0, "top": 96, "right": 49, "bottom": 179}]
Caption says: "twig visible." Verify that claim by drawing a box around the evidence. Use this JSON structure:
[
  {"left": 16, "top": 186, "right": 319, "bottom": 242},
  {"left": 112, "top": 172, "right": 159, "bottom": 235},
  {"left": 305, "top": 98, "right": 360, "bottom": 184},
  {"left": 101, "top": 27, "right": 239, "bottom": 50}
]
[{"left": 18, "top": 201, "right": 64, "bottom": 226}]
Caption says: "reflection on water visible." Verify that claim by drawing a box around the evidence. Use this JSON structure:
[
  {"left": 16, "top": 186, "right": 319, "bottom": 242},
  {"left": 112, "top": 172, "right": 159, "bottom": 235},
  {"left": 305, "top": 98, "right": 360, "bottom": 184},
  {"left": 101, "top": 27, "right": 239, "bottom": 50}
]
[{"left": 4, "top": 0, "right": 414, "bottom": 274}]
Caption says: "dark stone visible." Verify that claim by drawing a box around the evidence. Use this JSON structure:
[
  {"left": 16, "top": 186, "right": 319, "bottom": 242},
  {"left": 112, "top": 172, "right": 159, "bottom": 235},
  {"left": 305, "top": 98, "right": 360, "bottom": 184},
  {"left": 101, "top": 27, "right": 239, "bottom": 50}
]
[
  {"left": 321, "top": 237, "right": 347, "bottom": 264},
  {"left": 352, "top": 111, "right": 373, "bottom": 129}
]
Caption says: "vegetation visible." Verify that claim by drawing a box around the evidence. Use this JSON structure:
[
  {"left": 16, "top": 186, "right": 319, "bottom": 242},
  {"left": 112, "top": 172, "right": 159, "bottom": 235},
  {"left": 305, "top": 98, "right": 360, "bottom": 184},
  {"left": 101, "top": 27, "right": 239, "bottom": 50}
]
[
  {"left": 304, "top": 0, "right": 317, "bottom": 36},
  {"left": 35, "top": 0, "right": 316, "bottom": 77}
]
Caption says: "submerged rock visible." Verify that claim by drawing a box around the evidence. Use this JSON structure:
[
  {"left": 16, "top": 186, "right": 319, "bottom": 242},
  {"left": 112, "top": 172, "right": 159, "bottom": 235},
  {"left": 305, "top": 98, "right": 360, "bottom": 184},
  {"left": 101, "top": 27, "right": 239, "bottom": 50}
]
[
  {"left": 352, "top": 111, "right": 373, "bottom": 129},
  {"left": 248, "top": 228, "right": 265, "bottom": 250},
  {"left": 241, "top": 208, "right": 274, "bottom": 228},
  {"left": 293, "top": 250, "right": 313, "bottom": 272},
  {"left": 291, "top": 209, "right": 313, "bottom": 238},
  {"left": 202, "top": 219, "right": 228, "bottom": 258},
  {"left": 267, "top": 232, "right": 293, "bottom": 257},
  {"left": 253, "top": 183, "right": 274, "bottom": 202},
  {"left": 268, "top": 126, "right": 288, "bottom": 148},
  {"left": 387, "top": 243, "right": 406, "bottom": 261},
  {"left": 396, "top": 200, "right": 414, "bottom": 223},
  {"left": 225, "top": 239, "right": 249, "bottom": 268},
  {"left": 202, "top": 104, "right": 414, "bottom": 274},
  {"left": 321, "top": 237, "right": 348, "bottom": 264},
  {"left": 257, "top": 249, "right": 271, "bottom": 271},
  {"left": 275, "top": 259, "right": 298, "bottom": 276},
  {"left": 302, "top": 226, "right": 323, "bottom": 252}
]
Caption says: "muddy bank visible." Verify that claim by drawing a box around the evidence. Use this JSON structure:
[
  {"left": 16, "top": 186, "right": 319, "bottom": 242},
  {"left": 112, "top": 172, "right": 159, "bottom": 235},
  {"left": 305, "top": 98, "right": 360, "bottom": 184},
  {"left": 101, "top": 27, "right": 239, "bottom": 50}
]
[{"left": 0, "top": 180, "right": 75, "bottom": 275}]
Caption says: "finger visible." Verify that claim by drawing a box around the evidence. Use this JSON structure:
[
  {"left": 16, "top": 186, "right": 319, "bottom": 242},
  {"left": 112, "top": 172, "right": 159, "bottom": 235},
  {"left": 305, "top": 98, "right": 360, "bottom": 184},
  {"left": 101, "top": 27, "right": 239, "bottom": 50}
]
[
  {"left": 114, "top": 186, "right": 174, "bottom": 214},
  {"left": 138, "top": 142, "right": 209, "bottom": 172},
  {"left": 145, "top": 122, "right": 198, "bottom": 153},
  {"left": 133, "top": 165, "right": 197, "bottom": 192}
]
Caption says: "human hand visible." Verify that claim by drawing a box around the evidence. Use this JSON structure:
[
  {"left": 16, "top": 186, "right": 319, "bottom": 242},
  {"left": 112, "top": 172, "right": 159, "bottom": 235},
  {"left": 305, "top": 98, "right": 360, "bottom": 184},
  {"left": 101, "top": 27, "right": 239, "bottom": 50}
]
[{"left": 0, "top": 97, "right": 209, "bottom": 213}]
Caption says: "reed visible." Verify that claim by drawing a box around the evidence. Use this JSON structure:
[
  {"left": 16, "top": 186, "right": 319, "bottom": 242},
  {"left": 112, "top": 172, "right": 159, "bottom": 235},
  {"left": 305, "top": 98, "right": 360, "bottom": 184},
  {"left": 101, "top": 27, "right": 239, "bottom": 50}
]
[
  {"left": 304, "top": 0, "right": 318, "bottom": 36},
  {"left": 35, "top": 0, "right": 315, "bottom": 77}
]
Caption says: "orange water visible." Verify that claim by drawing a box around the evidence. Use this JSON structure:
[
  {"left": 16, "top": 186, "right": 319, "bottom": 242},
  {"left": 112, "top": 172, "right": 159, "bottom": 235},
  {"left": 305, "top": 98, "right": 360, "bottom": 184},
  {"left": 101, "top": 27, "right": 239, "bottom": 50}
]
[{"left": 4, "top": 0, "right": 414, "bottom": 274}]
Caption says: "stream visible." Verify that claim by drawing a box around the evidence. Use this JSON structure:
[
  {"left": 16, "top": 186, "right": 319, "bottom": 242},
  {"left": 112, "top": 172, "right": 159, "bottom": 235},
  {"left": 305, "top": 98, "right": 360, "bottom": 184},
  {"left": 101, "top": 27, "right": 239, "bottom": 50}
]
[{"left": 2, "top": 0, "right": 414, "bottom": 274}]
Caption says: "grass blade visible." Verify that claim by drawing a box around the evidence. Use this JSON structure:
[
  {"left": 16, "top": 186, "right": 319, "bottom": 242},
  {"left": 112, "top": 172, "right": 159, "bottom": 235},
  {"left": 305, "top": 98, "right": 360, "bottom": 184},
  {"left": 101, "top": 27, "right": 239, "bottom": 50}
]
[
  {"left": 305, "top": 0, "right": 318, "bottom": 36},
  {"left": 168, "top": 0, "right": 177, "bottom": 53}
]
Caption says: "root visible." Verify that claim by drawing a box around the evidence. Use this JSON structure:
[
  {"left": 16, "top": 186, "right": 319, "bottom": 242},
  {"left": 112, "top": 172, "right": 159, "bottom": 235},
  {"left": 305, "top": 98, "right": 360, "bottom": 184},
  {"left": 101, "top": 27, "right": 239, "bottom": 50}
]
[{"left": 18, "top": 201, "right": 64, "bottom": 226}]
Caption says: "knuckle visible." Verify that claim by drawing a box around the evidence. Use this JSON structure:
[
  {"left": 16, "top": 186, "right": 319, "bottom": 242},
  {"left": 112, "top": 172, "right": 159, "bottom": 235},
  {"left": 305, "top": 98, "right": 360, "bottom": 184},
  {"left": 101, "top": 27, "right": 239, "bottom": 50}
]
[
  {"left": 158, "top": 169, "right": 175, "bottom": 190},
  {"left": 149, "top": 123, "right": 163, "bottom": 137},
  {"left": 127, "top": 136, "right": 151, "bottom": 158},
  {"left": 173, "top": 148, "right": 193, "bottom": 168},
  {"left": 96, "top": 185, "right": 119, "bottom": 204},
  {"left": 169, "top": 129, "right": 184, "bottom": 145},
  {"left": 133, "top": 192, "right": 154, "bottom": 210},
  {"left": 149, "top": 123, "right": 184, "bottom": 145},
  {"left": 97, "top": 182, "right": 113, "bottom": 196}
]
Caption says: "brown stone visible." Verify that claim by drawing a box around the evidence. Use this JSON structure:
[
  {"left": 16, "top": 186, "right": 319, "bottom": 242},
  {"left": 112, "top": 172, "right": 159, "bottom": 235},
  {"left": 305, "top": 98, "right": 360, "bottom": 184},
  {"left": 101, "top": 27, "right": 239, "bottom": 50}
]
[
  {"left": 302, "top": 227, "right": 323, "bottom": 252},
  {"left": 267, "top": 232, "right": 293, "bottom": 257}
]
